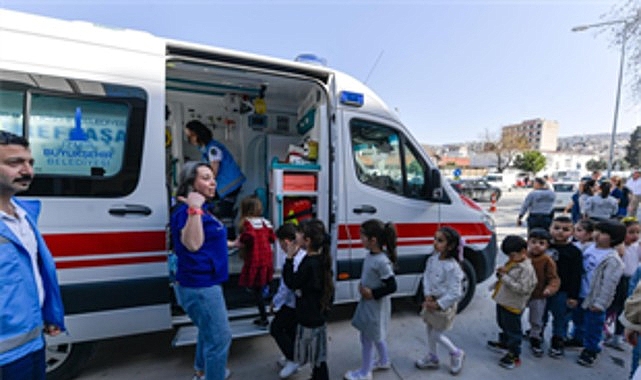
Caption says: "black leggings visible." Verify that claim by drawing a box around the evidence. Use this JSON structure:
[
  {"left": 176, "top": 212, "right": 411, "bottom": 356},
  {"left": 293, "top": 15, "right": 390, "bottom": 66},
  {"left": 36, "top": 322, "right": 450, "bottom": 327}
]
[
  {"left": 252, "top": 286, "right": 268, "bottom": 321},
  {"left": 311, "top": 362, "right": 329, "bottom": 380}
]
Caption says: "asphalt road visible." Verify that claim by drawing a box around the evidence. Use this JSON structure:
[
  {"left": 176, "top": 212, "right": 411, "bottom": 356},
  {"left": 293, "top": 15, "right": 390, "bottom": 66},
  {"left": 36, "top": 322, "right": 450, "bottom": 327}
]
[{"left": 72, "top": 188, "right": 631, "bottom": 380}]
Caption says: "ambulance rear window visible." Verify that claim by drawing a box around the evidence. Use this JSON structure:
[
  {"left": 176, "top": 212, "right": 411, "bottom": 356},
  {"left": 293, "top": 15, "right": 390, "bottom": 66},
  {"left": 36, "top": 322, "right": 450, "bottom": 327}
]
[{"left": 0, "top": 69, "right": 147, "bottom": 197}]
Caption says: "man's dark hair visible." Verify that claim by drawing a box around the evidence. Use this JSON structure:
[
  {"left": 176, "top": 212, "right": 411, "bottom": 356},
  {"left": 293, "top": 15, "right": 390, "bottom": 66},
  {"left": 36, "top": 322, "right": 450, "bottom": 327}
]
[
  {"left": 553, "top": 215, "right": 573, "bottom": 224},
  {"left": 0, "top": 131, "right": 28, "bottom": 147},
  {"left": 528, "top": 227, "right": 552, "bottom": 242},
  {"left": 595, "top": 219, "right": 627, "bottom": 247},
  {"left": 534, "top": 177, "right": 546, "bottom": 187},
  {"left": 185, "top": 120, "right": 212, "bottom": 145},
  {"left": 501, "top": 235, "right": 527, "bottom": 256}
]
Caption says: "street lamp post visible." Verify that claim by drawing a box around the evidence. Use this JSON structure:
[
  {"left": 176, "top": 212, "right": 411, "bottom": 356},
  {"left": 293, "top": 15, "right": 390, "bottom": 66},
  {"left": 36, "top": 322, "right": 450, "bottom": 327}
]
[{"left": 572, "top": 18, "right": 630, "bottom": 178}]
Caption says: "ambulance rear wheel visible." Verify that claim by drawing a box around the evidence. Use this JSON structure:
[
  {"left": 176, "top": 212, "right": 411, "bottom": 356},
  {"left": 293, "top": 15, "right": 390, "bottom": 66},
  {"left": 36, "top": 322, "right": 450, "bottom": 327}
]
[
  {"left": 457, "top": 259, "right": 476, "bottom": 313},
  {"left": 46, "top": 341, "right": 94, "bottom": 380}
]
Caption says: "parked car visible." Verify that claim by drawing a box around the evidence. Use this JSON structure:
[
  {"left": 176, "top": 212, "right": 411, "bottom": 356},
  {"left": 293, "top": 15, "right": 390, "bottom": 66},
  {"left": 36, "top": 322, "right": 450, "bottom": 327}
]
[
  {"left": 552, "top": 182, "right": 578, "bottom": 211},
  {"left": 450, "top": 178, "right": 501, "bottom": 202},
  {"left": 484, "top": 173, "right": 514, "bottom": 192}
]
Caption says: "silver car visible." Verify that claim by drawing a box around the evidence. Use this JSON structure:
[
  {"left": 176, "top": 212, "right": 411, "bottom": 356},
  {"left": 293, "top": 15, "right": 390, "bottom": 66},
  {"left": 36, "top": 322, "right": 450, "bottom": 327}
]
[{"left": 552, "top": 182, "right": 578, "bottom": 211}]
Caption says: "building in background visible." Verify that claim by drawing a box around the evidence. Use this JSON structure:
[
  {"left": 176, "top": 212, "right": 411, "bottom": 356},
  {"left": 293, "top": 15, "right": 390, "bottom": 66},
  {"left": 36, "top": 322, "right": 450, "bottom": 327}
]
[{"left": 502, "top": 118, "right": 559, "bottom": 152}]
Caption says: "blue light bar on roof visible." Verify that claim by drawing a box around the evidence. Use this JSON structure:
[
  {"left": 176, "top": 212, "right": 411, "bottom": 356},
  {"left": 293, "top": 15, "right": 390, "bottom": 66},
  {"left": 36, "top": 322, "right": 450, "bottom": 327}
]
[{"left": 340, "top": 91, "right": 364, "bottom": 107}]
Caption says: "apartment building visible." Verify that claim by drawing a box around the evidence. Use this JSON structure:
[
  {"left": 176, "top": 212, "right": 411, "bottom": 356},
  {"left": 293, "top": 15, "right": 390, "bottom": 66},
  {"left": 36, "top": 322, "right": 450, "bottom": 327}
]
[{"left": 501, "top": 118, "right": 559, "bottom": 151}]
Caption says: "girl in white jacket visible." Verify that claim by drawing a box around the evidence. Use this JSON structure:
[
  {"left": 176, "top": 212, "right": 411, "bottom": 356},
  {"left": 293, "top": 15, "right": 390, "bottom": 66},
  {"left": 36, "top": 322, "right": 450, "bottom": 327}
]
[{"left": 415, "top": 226, "right": 465, "bottom": 375}]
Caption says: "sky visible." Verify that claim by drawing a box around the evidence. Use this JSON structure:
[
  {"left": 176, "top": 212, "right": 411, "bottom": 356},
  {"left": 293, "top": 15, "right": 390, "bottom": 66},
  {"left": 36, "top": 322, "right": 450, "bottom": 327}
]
[{"left": 0, "top": 0, "right": 639, "bottom": 145}]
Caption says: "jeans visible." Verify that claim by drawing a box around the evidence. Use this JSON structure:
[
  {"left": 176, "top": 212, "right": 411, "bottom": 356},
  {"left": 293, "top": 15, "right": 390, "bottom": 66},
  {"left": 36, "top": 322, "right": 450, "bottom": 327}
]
[
  {"left": 497, "top": 304, "right": 523, "bottom": 356},
  {"left": 633, "top": 341, "right": 641, "bottom": 379},
  {"left": 177, "top": 284, "right": 231, "bottom": 380},
  {"left": 571, "top": 298, "right": 584, "bottom": 340},
  {"left": 547, "top": 291, "right": 571, "bottom": 339},
  {"left": 0, "top": 347, "right": 45, "bottom": 380},
  {"left": 574, "top": 307, "right": 606, "bottom": 353}
]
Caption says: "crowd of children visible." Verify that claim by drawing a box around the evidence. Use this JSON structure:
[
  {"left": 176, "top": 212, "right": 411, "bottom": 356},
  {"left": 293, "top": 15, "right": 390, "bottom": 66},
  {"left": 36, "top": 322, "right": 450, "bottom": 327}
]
[{"left": 224, "top": 192, "right": 641, "bottom": 379}]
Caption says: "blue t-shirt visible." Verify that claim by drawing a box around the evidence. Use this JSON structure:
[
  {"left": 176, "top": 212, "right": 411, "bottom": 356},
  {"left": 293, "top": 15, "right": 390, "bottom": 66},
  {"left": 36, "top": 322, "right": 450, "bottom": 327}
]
[{"left": 171, "top": 203, "right": 229, "bottom": 287}]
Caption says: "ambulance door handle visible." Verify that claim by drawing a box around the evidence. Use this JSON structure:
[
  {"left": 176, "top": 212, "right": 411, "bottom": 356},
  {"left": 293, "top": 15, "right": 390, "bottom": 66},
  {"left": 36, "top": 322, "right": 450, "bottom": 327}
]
[
  {"left": 109, "top": 204, "right": 152, "bottom": 216},
  {"left": 352, "top": 205, "right": 377, "bottom": 214}
]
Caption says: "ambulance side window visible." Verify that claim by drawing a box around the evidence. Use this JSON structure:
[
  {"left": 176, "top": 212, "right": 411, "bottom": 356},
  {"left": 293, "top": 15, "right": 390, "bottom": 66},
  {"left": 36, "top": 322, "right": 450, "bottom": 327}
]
[
  {"left": 403, "top": 142, "right": 428, "bottom": 200},
  {"left": 351, "top": 119, "right": 426, "bottom": 200},
  {"left": 0, "top": 69, "right": 146, "bottom": 197}
]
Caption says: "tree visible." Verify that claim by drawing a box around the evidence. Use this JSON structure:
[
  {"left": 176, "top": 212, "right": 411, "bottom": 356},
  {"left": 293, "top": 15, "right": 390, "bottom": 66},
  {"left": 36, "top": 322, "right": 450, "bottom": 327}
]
[
  {"left": 605, "top": 2, "right": 641, "bottom": 101},
  {"left": 626, "top": 125, "right": 641, "bottom": 167},
  {"left": 481, "top": 128, "right": 529, "bottom": 172},
  {"left": 513, "top": 151, "right": 546, "bottom": 174},
  {"left": 586, "top": 158, "right": 608, "bottom": 171}
]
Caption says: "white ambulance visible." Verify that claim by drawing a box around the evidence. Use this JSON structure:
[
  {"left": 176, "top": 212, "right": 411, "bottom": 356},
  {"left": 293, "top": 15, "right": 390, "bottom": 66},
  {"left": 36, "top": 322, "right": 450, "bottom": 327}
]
[{"left": 0, "top": 9, "right": 496, "bottom": 379}]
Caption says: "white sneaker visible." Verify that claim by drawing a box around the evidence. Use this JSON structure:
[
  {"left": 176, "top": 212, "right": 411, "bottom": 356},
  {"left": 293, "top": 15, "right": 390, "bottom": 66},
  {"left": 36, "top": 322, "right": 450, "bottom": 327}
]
[
  {"left": 604, "top": 335, "right": 625, "bottom": 351},
  {"left": 343, "top": 370, "right": 372, "bottom": 380},
  {"left": 279, "top": 361, "right": 299, "bottom": 379},
  {"left": 225, "top": 368, "right": 231, "bottom": 380},
  {"left": 415, "top": 354, "right": 440, "bottom": 369},
  {"left": 277, "top": 356, "right": 287, "bottom": 367},
  {"left": 372, "top": 359, "right": 391, "bottom": 370},
  {"left": 450, "top": 349, "right": 465, "bottom": 375}
]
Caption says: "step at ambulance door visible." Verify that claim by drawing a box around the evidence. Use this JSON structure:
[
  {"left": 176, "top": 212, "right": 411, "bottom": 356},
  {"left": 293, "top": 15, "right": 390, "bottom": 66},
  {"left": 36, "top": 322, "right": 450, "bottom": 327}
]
[{"left": 338, "top": 112, "right": 438, "bottom": 300}]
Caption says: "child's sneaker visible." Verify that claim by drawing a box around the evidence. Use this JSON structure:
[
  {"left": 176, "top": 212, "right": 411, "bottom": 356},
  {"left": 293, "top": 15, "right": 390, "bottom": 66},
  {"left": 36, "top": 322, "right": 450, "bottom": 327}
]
[
  {"left": 529, "top": 337, "right": 544, "bottom": 357},
  {"left": 415, "top": 353, "right": 440, "bottom": 369},
  {"left": 253, "top": 318, "right": 269, "bottom": 329},
  {"left": 449, "top": 349, "right": 465, "bottom": 375},
  {"left": 498, "top": 352, "right": 521, "bottom": 369},
  {"left": 548, "top": 336, "right": 564, "bottom": 358},
  {"left": 604, "top": 334, "right": 625, "bottom": 351},
  {"left": 343, "top": 370, "right": 372, "bottom": 380},
  {"left": 576, "top": 349, "right": 597, "bottom": 367},
  {"left": 371, "top": 359, "right": 391, "bottom": 371},
  {"left": 487, "top": 340, "right": 509, "bottom": 353}
]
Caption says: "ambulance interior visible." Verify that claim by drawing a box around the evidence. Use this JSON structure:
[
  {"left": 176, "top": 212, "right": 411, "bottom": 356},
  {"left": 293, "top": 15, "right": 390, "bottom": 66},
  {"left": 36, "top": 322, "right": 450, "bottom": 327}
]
[{"left": 165, "top": 60, "right": 327, "bottom": 309}]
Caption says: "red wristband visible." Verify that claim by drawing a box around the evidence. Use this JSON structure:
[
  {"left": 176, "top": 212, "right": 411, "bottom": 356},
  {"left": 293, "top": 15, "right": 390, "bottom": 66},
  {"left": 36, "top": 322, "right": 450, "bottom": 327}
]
[{"left": 187, "top": 207, "right": 204, "bottom": 215}]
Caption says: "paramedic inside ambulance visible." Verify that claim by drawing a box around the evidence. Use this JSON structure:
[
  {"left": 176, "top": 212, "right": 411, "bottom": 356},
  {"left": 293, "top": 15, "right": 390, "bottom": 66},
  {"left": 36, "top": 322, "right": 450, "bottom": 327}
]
[
  {"left": 185, "top": 120, "right": 246, "bottom": 239},
  {"left": 0, "top": 131, "right": 65, "bottom": 380}
]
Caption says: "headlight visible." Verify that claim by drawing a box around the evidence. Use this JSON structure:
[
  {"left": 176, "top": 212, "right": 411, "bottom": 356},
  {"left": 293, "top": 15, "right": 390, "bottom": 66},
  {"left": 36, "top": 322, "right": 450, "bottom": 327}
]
[{"left": 482, "top": 212, "right": 496, "bottom": 232}]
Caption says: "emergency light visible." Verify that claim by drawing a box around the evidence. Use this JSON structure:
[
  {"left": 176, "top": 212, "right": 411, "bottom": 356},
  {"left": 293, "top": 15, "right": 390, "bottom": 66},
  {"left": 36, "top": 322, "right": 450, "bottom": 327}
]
[{"left": 339, "top": 91, "right": 364, "bottom": 107}]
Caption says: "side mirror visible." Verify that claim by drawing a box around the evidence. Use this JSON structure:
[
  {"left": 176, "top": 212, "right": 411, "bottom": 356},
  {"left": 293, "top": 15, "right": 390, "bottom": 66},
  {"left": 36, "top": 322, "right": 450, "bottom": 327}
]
[{"left": 427, "top": 168, "right": 443, "bottom": 200}]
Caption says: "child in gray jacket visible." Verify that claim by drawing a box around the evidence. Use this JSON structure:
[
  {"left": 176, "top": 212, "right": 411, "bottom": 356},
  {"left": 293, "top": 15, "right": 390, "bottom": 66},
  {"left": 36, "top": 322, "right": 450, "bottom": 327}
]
[
  {"left": 574, "top": 219, "right": 625, "bottom": 367},
  {"left": 487, "top": 235, "right": 537, "bottom": 369}
]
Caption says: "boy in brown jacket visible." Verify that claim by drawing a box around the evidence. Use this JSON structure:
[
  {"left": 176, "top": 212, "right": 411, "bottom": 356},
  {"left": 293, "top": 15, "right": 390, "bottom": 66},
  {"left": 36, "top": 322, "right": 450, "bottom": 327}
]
[
  {"left": 488, "top": 235, "right": 538, "bottom": 369},
  {"left": 526, "top": 228, "right": 560, "bottom": 357}
]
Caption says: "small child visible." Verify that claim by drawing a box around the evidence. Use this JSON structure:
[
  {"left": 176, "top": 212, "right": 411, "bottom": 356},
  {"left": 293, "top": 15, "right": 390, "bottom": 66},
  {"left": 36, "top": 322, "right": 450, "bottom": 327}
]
[
  {"left": 604, "top": 217, "right": 641, "bottom": 351},
  {"left": 573, "top": 219, "right": 595, "bottom": 252},
  {"left": 487, "top": 235, "right": 537, "bottom": 369},
  {"left": 624, "top": 258, "right": 641, "bottom": 378},
  {"left": 526, "top": 228, "right": 560, "bottom": 357},
  {"left": 271, "top": 223, "right": 306, "bottom": 379},
  {"left": 573, "top": 219, "right": 625, "bottom": 367},
  {"left": 345, "top": 219, "right": 397, "bottom": 380},
  {"left": 282, "top": 219, "right": 334, "bottom": 380},
  {"left": 237, "top": 196, "right": 275, "bottom": 328},
  {"left": 415, "top": 226, "right": 466, "bottom": 375},
  {"left": 546, "top": 216, "right": 583, "bottom": 358}
]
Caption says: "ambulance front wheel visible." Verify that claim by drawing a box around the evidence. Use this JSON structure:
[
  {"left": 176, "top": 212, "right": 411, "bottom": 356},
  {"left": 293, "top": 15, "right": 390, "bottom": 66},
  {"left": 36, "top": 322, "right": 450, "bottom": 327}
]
[
  {"left": 46, "top": 341, "right": 95, "bottom": 380},
  {"left": 457, "top": 259, "right": 477, "bottom": 313},
  {"left": 414, "top": 258, "right": 476, "bottom": 313}
]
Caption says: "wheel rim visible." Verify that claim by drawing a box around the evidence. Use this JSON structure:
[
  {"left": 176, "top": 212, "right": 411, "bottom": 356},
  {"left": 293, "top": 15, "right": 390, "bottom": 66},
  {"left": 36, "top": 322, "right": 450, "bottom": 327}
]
[
  {"left": 461, "top": 272, "right": 469, "bottom": 299},
  {"left": 46, "top": 343, "right": 73, "bottom": 373}
]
